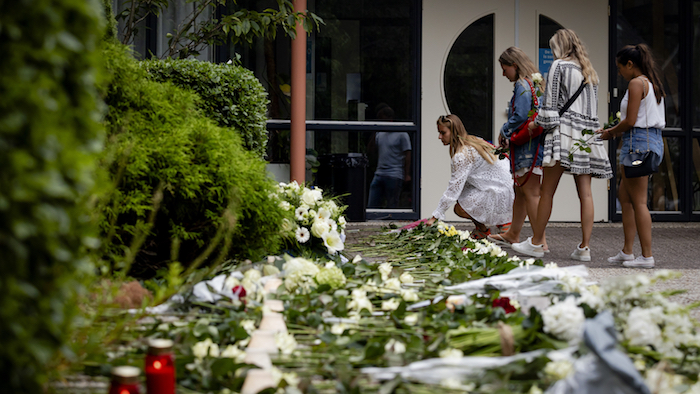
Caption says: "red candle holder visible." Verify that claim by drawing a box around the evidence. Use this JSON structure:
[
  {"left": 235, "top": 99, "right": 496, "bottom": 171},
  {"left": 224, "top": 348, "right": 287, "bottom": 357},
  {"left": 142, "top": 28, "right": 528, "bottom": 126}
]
[
  {"left": 109, "top": 365, "right": 141, "bottom": 394},
  {"left": 145, "top": 338, "right": 176, "bottom": 394}
]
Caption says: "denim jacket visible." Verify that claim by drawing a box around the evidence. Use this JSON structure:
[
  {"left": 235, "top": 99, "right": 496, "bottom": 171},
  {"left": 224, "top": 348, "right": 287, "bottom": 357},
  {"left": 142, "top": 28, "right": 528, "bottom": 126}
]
[{"left": 500, "top": 79, "right": 542, "bottom": 172}]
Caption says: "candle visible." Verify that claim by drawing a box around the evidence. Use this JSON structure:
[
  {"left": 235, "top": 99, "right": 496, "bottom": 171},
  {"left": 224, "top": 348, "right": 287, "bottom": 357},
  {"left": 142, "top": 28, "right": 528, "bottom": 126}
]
[
  {"left": 145, "top": 338, "right": 176, "bottom": 394},
  {"left": 109, "top": 365, "right": 141, "bottom": 394}
]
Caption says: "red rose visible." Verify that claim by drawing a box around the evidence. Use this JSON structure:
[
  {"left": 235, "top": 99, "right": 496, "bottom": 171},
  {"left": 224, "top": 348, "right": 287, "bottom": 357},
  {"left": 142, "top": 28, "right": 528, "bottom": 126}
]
[
  {"left": 232, "top": 285, "right": 247, "bottom": 299},
  {"left": 492, "top": 297, "right": 516, "bottom": 314}
]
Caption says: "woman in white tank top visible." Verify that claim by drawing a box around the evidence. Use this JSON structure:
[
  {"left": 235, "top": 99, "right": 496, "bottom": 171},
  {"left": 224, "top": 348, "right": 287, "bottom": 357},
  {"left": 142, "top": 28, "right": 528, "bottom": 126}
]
[{"left": 597, "top": 44, "right": 666, "bottom": 268}]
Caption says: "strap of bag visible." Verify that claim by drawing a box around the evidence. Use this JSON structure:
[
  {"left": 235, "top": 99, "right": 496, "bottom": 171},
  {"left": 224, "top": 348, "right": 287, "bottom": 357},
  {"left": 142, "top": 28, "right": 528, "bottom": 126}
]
[
  {"left": 630, "top": 76, "right": 651, "bottom": 154},
  {"left": 511, "top": 79, "right": 539, "bottom": 115},
  {"left": 509, "top": 78, "right": 541, "bottom": 187},
  {"left": 511, "top": 143, "right": 540, "bottom": 187},
  {"left": 559, "top": 81, "right": 587, "bottom": 116}
]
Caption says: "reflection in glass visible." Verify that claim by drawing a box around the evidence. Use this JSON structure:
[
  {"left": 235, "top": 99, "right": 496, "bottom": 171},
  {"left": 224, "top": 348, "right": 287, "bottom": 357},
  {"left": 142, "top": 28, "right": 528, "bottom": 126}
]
[
  {"left": 311, "top": 130, "right": 415, "bottom": 211},
  {"left": 614, "top": 137, "right": 681, "bottom": 212},
  {"left": 226, "top": 0, "right": 417, "bottom": 122},
  {"left": 694, "top": 1, "right": 700, "bottom": 128},
  {"left": 443, "top": 14, "right": 493, "bottom": 142},
  {"left": 615, "top": 0, "right": 680, "bottom": 128},
  {"left": 693, "top": 138, "right": 700, "bottom": 211}
]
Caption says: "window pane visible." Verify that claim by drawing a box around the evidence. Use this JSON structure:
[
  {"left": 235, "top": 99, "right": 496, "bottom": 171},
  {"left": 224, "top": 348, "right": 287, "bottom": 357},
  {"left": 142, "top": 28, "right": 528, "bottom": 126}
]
[
  {"left": 613, "top": 137, "right": 681, "bottom": 213},
  {"left": 616, "top": 0, "right": 680, "bottom": 128},
  {"left": 694, "top": 0, "right": 700, "bottom": 128},
  {"left": 693, "top": 137, "right": 700, "bottom": 212},
  {"left": 228, "top": 0, "right": 417, "bottom": 122},
  {"left": 443, "top": 14, "right": 493, "bottom": 142},
  {"left": 311, "top": 130, "right": 415, "bottom": 214}
]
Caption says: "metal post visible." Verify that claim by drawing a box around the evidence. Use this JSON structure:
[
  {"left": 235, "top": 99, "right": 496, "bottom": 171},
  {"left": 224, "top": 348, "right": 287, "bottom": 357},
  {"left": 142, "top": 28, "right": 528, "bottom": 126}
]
[{"left": 290, "top": 0, "right": 307, "bottom": 183}]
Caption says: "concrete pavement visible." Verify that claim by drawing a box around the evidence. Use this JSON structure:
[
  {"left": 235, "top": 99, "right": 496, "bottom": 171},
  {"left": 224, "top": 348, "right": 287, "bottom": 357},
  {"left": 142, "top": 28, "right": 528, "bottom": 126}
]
[{"left": 344, "top": 221, "right": 700, "bottom": 318}]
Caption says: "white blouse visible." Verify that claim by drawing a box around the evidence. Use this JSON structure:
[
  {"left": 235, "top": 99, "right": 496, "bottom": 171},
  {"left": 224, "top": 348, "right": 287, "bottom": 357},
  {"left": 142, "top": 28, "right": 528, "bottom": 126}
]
[
  {"left": 431, "top": 146, "right": 514, "bottom": 226},
  {"left": 620, "top": 79, "right": 666, "bottom": 129}
]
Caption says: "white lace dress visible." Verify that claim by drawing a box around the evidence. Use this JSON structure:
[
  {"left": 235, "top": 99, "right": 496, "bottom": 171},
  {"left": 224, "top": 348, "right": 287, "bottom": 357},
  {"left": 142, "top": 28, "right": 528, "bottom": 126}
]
[{"left": 431, "top": 146, "right": 514, "bottom": 226}]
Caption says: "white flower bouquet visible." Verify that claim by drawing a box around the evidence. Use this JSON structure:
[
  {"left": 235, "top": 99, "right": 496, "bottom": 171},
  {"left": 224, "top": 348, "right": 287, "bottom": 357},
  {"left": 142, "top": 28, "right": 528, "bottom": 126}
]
[{"left": 273, "top": 181, "right": 347, "bottom": 256}]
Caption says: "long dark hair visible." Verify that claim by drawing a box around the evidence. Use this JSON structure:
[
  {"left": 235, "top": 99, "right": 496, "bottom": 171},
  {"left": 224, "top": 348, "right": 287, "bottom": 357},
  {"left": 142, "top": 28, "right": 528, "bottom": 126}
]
[{"left": 616, "top": 44, "right": 666, "bottom": 104}]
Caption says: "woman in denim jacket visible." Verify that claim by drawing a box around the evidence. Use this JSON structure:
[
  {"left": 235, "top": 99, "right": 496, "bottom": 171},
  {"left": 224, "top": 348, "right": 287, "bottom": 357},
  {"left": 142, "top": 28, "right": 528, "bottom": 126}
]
[{"left": 489, "top": 47, "right": 547, "bottom": 251}]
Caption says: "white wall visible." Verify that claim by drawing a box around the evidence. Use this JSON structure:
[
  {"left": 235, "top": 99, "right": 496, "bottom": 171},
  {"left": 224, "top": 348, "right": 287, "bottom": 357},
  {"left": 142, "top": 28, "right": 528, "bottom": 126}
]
[{"left": 421, "top": 0, "right": 610, "bottom": 223}]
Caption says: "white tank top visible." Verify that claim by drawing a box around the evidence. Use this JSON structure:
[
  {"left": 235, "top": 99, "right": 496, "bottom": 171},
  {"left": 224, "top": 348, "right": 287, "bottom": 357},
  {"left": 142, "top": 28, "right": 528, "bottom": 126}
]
[{"left": 620, "top": 78, "right": 666, "bottom": 129}]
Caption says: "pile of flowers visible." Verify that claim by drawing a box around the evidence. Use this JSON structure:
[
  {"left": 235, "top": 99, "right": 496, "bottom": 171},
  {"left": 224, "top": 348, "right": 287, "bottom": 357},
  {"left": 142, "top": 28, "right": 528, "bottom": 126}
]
[
  {"left": 83, "top": 216, "right": 700, "bottom": 394},
  {"left": 273, "top": 181, "right": 347, "bottom": 256}
]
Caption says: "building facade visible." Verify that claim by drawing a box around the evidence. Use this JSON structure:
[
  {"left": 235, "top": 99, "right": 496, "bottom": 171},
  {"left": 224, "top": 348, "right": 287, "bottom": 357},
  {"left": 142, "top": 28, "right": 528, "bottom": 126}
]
[{"left": 114, "top": 0, "right": 700, "bottom": 222}]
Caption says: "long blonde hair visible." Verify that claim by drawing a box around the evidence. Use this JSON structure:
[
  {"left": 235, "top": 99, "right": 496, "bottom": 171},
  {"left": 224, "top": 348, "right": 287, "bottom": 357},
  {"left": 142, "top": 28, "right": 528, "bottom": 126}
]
[
  {"left": 549, "top": 29, "right": 599, "bottom": 85},
  {"left": 499, "top": 46, "right": 542, "bottom": 86},
  {"left": 437, "top": 114, "right": 496, "bottom": 164}
]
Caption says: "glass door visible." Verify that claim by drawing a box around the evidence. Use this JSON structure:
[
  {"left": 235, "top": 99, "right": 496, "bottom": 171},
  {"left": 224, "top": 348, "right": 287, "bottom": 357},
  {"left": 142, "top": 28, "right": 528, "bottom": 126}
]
[{"left": 609, "top": 0, "right": 700, "bottom": 221}]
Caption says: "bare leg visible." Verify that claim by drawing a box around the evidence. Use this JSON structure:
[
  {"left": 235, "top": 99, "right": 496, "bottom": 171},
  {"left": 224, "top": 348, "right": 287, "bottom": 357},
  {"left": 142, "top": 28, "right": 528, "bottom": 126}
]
[
  {"left": 531, "top": 164, "right": 564, "bottom": 245},
  {"left": 624, "top": 175, "right": 653, "bottom": 257},
  {"left": 574, "top": 174, "right": 593, "bottom": 249},
  {"left": 500, "top": 174, "right": 542, "bottom": 245},
  {"left": 454, "top": 203, "right": 487, "bottom": 231},
  {"left": 618, "top": 176, "right": 637, "bottom": 255},
  {"left": 499, "top": 183, "right": 527, "bottom": 243}
]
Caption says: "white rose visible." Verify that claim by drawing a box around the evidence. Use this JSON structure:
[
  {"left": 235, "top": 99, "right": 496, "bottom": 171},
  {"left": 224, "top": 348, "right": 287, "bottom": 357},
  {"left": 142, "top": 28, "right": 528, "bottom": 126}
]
[
  {"left": 625, "top": 307, "right": 664, "bottom": 349},
  {"left": 240, "top": 320, "right": 257, "bottom": 334},
  {"left": 532, "top": 72, "right": 543, "bottom": 84},
  {"left": 275, "top": 332, "right": 298, "bottom": 355},
  {"left": 331, "top": 323, "right": 347, "bottom": 335},
  {"left": 542, "top": 296, "right": 585, "bottom": 344},
  {"left": 381, "top": 298, "right": 401, "bottom": 311},
  {"left": 221, "top": 345, "right": 246, "bottom": 363},
  {"left": 399, "top": 272, "right": 414, "bottom": 284},
  {"left": 208, "top": 343, "right": 220, "bottom": 358},
  {"left": 378, "top": 262, "right": 393, "bottom": 280},
  {"left": 439, "top": 348, "right": 464, "bottom": 359},
  {"left": 384, "top": 339, "right": 406, "bottom": 354},
  {"left": 404, "top": 313, "right": 419, "bottom": 326},
  {"left": 192, "top": 338, "right": 213, "bottom": 359},
  {"left": 384, "top": 278, "right": 402, "bottom": 292},
  {"left": 311, "top": 218, "right": 330, "bottom": 238},
  {"left": 401, "top": 289, "right": 419, "bottom": 302}
]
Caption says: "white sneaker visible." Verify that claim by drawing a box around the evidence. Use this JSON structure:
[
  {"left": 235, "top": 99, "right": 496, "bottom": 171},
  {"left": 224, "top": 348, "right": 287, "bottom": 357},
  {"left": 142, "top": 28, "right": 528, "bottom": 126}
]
[
  {"left": 570, "top": 244, "right": 591, "bottom": 262},
  {"left": 623, "top": 256, "right": 655, "bottom": 269},
  {"left": 608, "top": 250, "right": 634, "bottom": 263},
  {"left": 511, "top": 237, "right": 545, "bottom": 258}
]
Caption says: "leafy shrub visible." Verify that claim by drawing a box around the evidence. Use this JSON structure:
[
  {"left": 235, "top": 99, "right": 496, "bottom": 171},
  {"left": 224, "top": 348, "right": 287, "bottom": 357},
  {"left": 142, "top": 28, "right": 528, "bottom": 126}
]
[
  {"left": 98, "top": 42, "right": 287, "bottom": 276},
  {"left": 0, "top": 0, "right": 104, "bottom": 391},
  {"left": 141, "top": 59, "right": 270, "bottom": 159}
]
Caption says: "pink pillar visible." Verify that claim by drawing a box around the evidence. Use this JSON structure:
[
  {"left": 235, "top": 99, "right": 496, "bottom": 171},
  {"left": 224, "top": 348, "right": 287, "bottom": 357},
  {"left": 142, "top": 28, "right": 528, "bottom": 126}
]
[{"left": 290, "top": 0, "right": 307, "bottom": 184}]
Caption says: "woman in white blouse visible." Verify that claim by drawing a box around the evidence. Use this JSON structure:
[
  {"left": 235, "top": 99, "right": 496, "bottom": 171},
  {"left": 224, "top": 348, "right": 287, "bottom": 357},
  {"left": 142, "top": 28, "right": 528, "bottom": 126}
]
[{"left": 426, "top": 115, "right": 514, "bottom": 239}]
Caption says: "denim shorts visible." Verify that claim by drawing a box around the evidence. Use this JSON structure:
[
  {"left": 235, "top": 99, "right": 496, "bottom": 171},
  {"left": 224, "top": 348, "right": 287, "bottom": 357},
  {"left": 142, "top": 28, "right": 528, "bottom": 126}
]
[{"left": 619, "top": 127, "right": 664, "bottom": 168}]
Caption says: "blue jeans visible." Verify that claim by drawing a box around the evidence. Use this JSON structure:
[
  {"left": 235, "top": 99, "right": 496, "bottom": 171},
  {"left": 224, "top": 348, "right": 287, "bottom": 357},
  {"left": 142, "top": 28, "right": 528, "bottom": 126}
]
[
  {"left": 620, "top": 127, "right": 664, "bottom": 169},
  {"left": 368, "top": 175, "right": 403, "bottom": 208}
]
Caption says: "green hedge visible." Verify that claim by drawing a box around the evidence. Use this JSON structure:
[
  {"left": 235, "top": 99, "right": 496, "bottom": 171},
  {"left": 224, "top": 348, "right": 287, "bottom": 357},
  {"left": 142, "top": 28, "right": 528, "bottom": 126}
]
[
  {"left": 141, "top": 59, "right": 270, "bottom": 159},
  {"left": 0, "top": 0, "right": 104, "bottom": 391},
  {"left": 99, "top": 42, "right": 287, "bottom": 276}
]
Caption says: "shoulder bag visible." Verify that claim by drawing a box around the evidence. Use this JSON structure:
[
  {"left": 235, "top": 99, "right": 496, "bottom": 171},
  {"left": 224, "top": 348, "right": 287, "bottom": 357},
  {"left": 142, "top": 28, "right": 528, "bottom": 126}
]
[
  {"left": 622, "top": 77, "right": 661, "bottom": 178},
  {"left": 509, "top": 79, "right": 543, "bottom": 146},
  {"left": 510, "top": 80, "right": 586, "bottom": 186}
]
